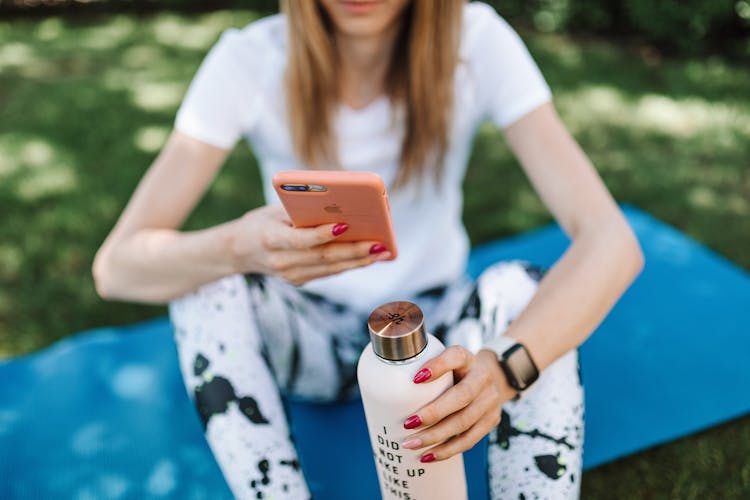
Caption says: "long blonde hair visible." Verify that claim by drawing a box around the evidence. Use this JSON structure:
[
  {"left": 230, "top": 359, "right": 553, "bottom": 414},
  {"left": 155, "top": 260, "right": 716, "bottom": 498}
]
[{"left": 282, "top": 0, "right": 464, "bottom": 186}]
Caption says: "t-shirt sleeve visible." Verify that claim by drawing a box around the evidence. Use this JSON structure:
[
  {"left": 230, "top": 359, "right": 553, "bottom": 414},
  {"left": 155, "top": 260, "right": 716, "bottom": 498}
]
[
  {"left": 468, "top": 3, "right": 551, "bottom": 128},
  {"left": 175, "top": 29, "right": 260, "bottom": 150}
]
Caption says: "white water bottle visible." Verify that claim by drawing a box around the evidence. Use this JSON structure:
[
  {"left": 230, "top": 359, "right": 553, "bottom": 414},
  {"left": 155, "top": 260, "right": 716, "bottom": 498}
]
[{"left": 357, "top": 301, "right": 468, "bottom": 500}]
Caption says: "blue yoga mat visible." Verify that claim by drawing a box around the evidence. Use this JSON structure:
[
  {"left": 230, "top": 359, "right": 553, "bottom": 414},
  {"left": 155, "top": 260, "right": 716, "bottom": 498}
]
[{"left": 1, "top": 206, "right": 749, "bottom": 499}]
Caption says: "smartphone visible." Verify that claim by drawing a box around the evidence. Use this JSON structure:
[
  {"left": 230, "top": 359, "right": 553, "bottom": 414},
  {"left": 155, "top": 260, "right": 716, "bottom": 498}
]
[{"left": 272, "top": 170, "right": 398, "bottom": 260}]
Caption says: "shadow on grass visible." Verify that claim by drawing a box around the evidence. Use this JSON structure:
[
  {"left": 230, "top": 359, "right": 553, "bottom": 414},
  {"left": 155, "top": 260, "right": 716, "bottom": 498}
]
[
  {"left": 464, "top": 31, "right": 750, "bottom": 268},
  {"left": 0, "top": 12, "right": 266, "bottom": 355}
]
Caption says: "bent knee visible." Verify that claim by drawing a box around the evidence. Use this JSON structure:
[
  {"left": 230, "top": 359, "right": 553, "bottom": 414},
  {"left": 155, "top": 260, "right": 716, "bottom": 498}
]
[{"left": 476, "top": 260, "right": 544, "bottom": 318}]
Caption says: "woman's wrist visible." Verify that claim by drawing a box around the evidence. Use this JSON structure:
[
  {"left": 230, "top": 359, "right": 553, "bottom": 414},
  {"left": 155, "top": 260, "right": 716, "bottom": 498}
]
[
  {"left": 220, "top": 213, "right": 265, "bottom": 276},
  {"left": 476, "top": 349, "right": 519, "bottom": 402},
  {"left": 219, "top": 217, "right": 245, "bottom": 275}
]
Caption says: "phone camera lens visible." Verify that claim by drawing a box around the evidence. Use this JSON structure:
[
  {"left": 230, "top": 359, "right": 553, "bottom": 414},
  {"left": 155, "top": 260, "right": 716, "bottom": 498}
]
[{"left": 282, "top": 184, "right": 309, "bottom": 192}]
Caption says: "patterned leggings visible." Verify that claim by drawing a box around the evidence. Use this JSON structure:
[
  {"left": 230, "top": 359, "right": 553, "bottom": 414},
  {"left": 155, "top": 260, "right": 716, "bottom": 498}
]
[{"left": 168, "top": 261, "right": 584, "bottom": 499}]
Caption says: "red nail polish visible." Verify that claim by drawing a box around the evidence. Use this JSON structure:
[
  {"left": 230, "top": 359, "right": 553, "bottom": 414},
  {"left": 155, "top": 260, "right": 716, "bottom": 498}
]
[
  {"left": 403, "top": 415, "right": 422, "bottom": 429},
  {"left": 413, "top": 368, "right": 432, "bottom": 384},
  {"left": 332, "top": 223, "right": 348, "bottom": 236},
  {"left": 369, "top": 244, "right": 387, "bottom": 254},
  {"left": 420, "top": 453, "right": 436, "bottom": 463}
]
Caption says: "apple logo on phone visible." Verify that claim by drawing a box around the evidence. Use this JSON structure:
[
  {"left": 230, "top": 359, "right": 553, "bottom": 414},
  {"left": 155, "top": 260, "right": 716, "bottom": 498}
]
[{"left": 324, "top": 204, "right": 342, "bottom": 214}]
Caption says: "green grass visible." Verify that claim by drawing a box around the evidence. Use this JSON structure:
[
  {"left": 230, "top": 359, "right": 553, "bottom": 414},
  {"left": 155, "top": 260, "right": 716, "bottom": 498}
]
[{"left": 1, "top": 9, "right": 749, "bottom": 498}]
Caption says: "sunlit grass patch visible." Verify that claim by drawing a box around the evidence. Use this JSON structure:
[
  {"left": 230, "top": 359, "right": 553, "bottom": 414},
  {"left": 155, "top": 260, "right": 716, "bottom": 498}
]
[
  {"left": 129, "top": 80, "right": 186, "bottom": 111},
  {"left": 557, "top": 86, "right": 750, "bottom": 139},
  {"left": 0, "top": 135, "right": 78, "bottom": 200},
  {"left": 133, "top": 124, "right": 170, "bottom": 153}
]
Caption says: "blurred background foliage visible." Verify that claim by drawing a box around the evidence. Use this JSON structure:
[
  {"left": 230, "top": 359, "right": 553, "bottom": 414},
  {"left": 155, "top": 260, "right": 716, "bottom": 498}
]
[
  {"left": 496, "top": 0, "right": 750, "bottom": 56},
  {"left": 1, "top": 0, "right": 750, "bottom": 57}
]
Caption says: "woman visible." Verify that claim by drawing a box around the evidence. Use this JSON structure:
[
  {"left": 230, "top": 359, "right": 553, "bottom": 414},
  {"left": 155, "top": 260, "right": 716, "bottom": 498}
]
[{"left": 94, "top": 1, "right": 643, "bottom": 498}]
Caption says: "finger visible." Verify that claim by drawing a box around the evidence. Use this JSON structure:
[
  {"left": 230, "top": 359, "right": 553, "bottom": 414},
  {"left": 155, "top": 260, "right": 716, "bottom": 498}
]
[
  {"left": 264, "top": 219, "right": 350, "bottom": 251},
  {"left": 402, "top": 390, "right": 496, "bottom": 450},
  {"left": 412, "top": 345, "right": 474, "bottom": 386},
  {"left": 277, "top": 240, "right": 385, "bottom": 268},
  {"left": 282, "top": 250, "right": 392, "bottom": 285},
  {"left": 419, "top": 411, "right": 500, "bottom": 463},
  {"left": 290, "top": 251, "right": 391, "bottom": 283},
  {"left": 404, "top": 367, "right": 487, "bottom": 430}
]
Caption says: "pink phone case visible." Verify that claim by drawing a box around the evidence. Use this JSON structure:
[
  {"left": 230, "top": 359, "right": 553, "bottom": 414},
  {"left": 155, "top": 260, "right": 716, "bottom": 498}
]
[{"left": 272, "top": 170, "right": 398, "bottom": 260}]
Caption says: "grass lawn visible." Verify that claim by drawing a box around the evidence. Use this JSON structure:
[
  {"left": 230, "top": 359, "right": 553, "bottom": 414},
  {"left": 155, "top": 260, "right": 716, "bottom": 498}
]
[{"left": 1, "top": 8, "right": 749, "bottom": 498}]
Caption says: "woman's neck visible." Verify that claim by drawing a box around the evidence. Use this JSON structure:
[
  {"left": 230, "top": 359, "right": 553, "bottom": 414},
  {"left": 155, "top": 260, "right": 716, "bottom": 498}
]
[{"left": 334, "top": 25, "right": 401, "bottom": 109}]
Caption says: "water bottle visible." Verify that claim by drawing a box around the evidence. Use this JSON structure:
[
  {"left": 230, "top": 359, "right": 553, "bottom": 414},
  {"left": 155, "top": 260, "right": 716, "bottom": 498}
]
[{"left": 357, "top": 301, "right": 468, "bottom": 500}]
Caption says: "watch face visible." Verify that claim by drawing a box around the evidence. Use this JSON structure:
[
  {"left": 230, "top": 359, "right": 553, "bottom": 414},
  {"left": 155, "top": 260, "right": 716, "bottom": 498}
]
[{"left": 503, "top": 344, "right": 539, "bottom": 390}]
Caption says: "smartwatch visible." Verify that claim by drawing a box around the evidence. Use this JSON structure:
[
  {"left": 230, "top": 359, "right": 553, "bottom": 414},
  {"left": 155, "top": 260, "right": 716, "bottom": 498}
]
[{"left": 483, "top": 335, "right": 539, "bottom": 393}]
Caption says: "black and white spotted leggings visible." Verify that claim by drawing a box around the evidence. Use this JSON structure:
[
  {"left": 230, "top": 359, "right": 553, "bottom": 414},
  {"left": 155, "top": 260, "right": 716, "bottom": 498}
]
[{"left": 168, "top": 261, "right": 584, "bottom": 499}]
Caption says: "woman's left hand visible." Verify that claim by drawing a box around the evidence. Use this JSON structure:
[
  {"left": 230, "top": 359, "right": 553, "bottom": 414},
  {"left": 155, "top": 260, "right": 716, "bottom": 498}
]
[{"left": 400, "top": 346, "right": 517, "bottom": 462}]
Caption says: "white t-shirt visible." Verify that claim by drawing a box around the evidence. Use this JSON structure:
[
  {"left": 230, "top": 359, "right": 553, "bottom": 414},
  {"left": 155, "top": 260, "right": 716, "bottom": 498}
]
[{"left": 175, "top": 1, "right": 551, "bottom": 313}]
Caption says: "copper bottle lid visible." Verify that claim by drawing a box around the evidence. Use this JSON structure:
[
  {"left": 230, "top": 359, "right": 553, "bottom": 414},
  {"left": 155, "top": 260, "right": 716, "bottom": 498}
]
[{"left": 367, "top": 301, "right": 427, "bottom": 361}]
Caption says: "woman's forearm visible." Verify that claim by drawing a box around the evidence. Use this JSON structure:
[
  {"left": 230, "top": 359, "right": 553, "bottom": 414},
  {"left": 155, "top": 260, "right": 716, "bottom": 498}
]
[
  {"left": 93, "top": 220, "right": 239, "bottom": 304},
  {"left": 498, "top": 212, "right": 644, "bottom": 372}
]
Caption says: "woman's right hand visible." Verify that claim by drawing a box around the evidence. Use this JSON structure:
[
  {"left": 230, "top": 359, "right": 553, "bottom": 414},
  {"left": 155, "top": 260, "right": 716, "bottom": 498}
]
[{"left": 229, "top": 204, "right": 391, "bottom": 286}]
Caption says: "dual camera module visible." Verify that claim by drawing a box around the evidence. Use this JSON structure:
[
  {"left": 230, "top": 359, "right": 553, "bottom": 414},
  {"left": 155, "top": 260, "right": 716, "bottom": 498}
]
[{"left": 280, "top": 184, "right": 328, "bottom": 192}]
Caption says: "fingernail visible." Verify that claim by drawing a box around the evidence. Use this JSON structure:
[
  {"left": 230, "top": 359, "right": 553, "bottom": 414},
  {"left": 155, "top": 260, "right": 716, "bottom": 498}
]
[
  {"left": 413, "top": 368, "right": 431, "bottom": 384},
  {"left": 369, "top": 244, "right": 387, "bottom": 254},
  {"left": 403, "top": 415, "right": 422, "bottom": 429},
  {"left": 401, "top": 437, "right": 422, "bottom": 449},
  {"left": 332, "top": 223, "right": 348, "bottom": 236},
  {"left": 420, "top": 453, "right": 436, "bottom": 463}
]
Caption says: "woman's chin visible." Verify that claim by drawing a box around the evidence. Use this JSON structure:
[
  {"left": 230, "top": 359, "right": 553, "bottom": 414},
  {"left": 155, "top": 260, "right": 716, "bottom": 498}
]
[{"left": 319, "top": 0, "right": 409, "bottom": 39}]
